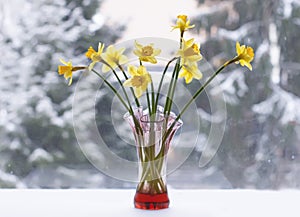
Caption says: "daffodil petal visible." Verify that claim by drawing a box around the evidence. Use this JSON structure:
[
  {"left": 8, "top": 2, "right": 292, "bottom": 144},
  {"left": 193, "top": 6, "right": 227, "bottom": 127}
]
[
  {"left": 153, "top": 49, "right": 161, "bottom": 56},
  {"left": 187, "top": 24, "right": 195, "bottom": 29},
  {"left": 186, "top": 38, "right": 195, "bottom": 47},
  {"left": 239, "top": 59, "right": 246, "bottom": 66},
  {"left": 60, "top": 58, "right": 68, "bottom": 65},
  {"left": 244, "top": 62, "right": 253, "bottom": 71},
  {"left": 134, "top": 88, "right": 143, "bottom": 98},
  {"left": 135, "top": 41, "right": 143, "bottom": 50},
  {"left": 102, "top": 64, "right": 111, "bottom": 73},
  {"left": 106, "top": 45, "right": 114, "bottom": 53},
  {"left": 146, "top": 57, "right": 157, "bottom": 64},
  {"left": 138, "top": 66, "right": 147, "bottom": 75},
  {"left": 117, "top": 47, "right": 126, "bottom": 55},
  {"left": 123, "top": 79, "right": 132, "bottom": 87},
  {"left": 119, "top": 55, "right": 128, "bottom": 65},
  {"left": 64, "top": 70, "right": 72, "bottom": 79},
  {"left": 236, "top": 42, "right": 242, "bottom": 55},
  {"left": 128, "top": 65, "right": 137, "bottom": 76},
  {"left": 98, "top": 43, "right": 105, "bottom": 53},
  {"left": 178, "top": 71, "right": 184, "bottom": 78},
  {"left": 133, "top": 50, "right": 142, "bottom": 57},
  {"left": 185, "top": 74, "right": 193, "bottom": 84},
  {"left": 193, "top": 71, "right": 203, "bottom": 79},
  {"left": 88, "top": 62, "right": 96, "bottom": 71}
]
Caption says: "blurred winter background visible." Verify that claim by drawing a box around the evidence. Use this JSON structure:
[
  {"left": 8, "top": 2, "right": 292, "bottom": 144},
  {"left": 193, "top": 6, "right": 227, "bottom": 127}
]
[{"left": 0, "top": 0, "right": 300, "bottom": 189}]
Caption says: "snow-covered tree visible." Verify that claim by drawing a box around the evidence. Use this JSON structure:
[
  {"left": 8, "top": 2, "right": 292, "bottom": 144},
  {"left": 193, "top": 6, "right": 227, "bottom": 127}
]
[
  {"left": 0, "top": 0, "right": 124, "bottom": 187},
  {"left": 191, "top": 0, "right": 300, "bottom": 188}
]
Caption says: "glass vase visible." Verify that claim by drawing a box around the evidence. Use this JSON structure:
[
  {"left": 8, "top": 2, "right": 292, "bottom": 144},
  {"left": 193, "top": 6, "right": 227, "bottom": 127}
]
[{"left": 124, "top": 106, "right": 183, "bottom": 210}]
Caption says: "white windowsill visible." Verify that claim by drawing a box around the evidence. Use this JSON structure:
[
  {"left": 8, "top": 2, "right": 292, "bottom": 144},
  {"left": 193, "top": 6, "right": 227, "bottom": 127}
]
[{"left": 0, "top": 189, "right": 299, "bottom": 217}]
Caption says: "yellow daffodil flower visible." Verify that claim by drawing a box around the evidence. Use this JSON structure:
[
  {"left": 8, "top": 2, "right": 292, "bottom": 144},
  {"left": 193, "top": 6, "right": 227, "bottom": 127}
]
[
  {"left": 85, "top": 42, "right": 105, "bottom": 70},
  {"left": 235, "top": 41, "right": 255, "bottom": 71},
  {"left": 172, "top": 15, "right": 195, "bottom": 32},
  {"left": 123, "top": 65, "right": 152, "bottom": 98},
  {"left": 177, "top": 38, "right": 202, "bottom": 66},
  {"left": 58, "top": 59, "right": 86, "bottom": 85},
  {"left": 133, "top": 41, "right": 161, "bottom": 64},
  {"left": 179, "top": 63, "right": 203, "bottom": 84},
  {"left": 101, "top": 45, "right": 128, "bottom": 73}
]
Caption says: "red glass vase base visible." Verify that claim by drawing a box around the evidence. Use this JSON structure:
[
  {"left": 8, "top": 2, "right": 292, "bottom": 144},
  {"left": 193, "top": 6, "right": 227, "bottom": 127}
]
[{"left": 134, "top": 192, "right": 169, "bottom": 210}]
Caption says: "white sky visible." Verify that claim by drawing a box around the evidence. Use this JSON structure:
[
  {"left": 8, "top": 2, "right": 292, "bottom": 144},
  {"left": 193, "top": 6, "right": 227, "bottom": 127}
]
[{"left": 101, "top": 0, "right": 199, "bottom": 41}]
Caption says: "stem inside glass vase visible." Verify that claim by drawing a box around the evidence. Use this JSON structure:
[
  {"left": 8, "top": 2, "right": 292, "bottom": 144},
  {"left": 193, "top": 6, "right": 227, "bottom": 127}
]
[{"left": 125, "top": 107, "right": 182, "bottom": 210}]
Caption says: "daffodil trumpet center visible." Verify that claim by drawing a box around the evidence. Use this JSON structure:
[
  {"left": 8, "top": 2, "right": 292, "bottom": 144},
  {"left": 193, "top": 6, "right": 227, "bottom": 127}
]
[
  {"left": 142, "top": 46, "right": 154, "bottom": 56},
  {"left": 131, "top": 76, "right": 146, "bottom": 87},
  {"left": 178, "top": 15, "right": 187, "bottom": 22},
  {"left": 183, "top": 44, "right": 200, "bottom": 56}
]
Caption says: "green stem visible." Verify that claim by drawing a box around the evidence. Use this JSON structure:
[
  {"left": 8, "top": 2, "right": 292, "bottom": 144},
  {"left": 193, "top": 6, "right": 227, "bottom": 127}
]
[
  {"left": 156, "top": 57, "right": 238, "bottom": 162},
  {"left": 151, "top": 80, "right": 155, "bottom": 115},
  {"left": 118, "top": 64, "right": 141, "bottom": 107},
  {"left": 164, "top": 58, "right": 180, "bottom": 115},
  {"left": 91, "top": 69, "right": 130, "bottom": 112},
  {"left": 149, "top": 120, "right": 156, "bottom": 183},
  {"left": 154, "top": 57, "right": 178, "bottom": 113},
  {"left": 101, "top": 61, "right": 142, "bottom": 135},
  {"left": 101, "top": 61, "right": 131, "bottom": 107},
  {"left": 146, "top": 88, "right": 152, "bottom": 115},
  {"left": 166, "top": 30, "right": 183, "bottom": 114},
  {"left": 180, "top": 31, "right": 184, "bottom": 48},
  {"left": 176, "top": 58, "right": 238, "bottom": 122},
  {"left": 166, "top": 63, "right": 182, "bottom": 117}
]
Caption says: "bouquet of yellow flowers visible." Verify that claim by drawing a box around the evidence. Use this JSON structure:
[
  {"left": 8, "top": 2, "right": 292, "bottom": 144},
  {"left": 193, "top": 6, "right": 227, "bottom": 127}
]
[{"left": 58, "top": 15, "right": 254, "bottom": 210}]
